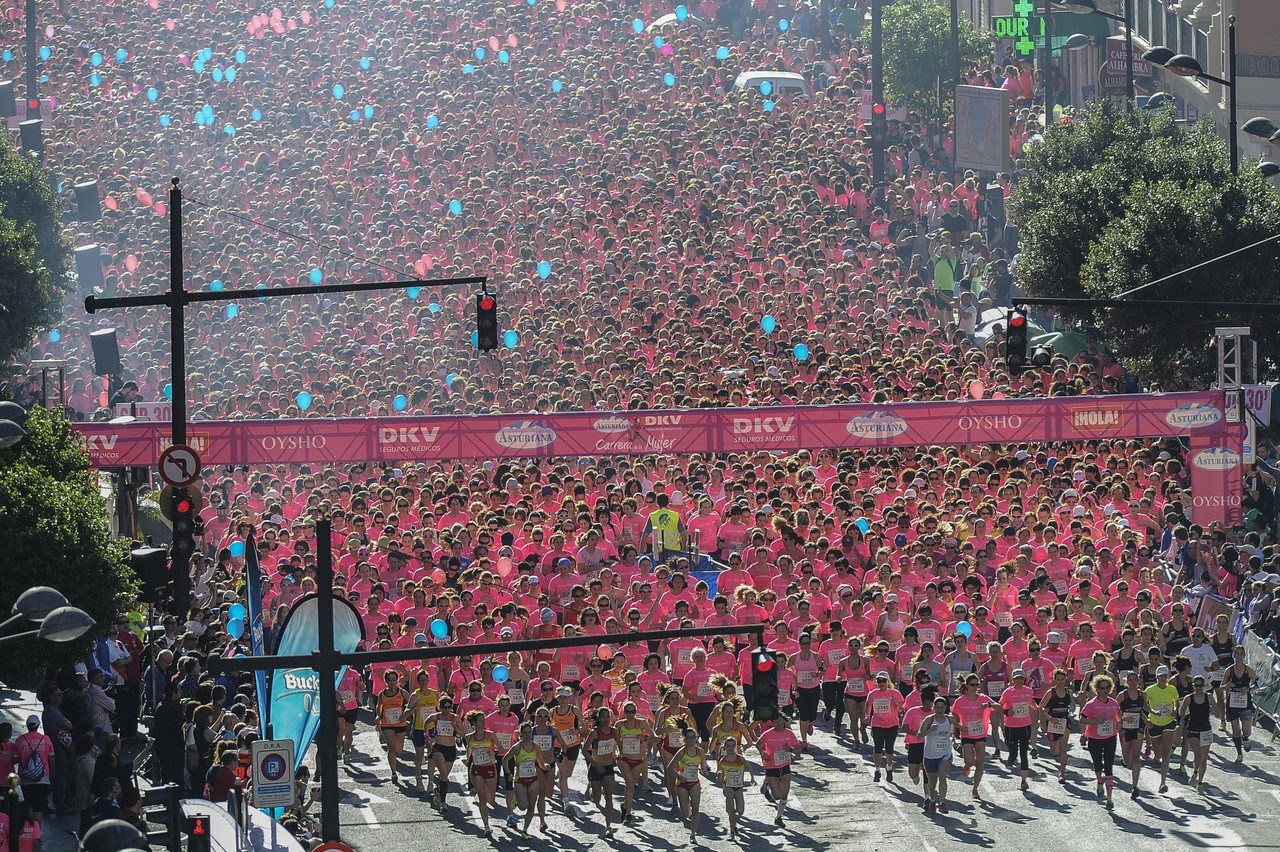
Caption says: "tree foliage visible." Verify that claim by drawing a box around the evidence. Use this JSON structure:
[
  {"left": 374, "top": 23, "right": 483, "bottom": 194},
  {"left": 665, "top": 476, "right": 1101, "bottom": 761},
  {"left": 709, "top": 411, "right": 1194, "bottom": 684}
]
[
  {"left": 1009, "top": 100, "right": 1280, "bottom": 382},
  {"left": 0, "top": 407, "right": 136, "bottom": 682},
  {"left": 882, "top": 1, "right": 993, "bottom": 123},
  {"left": 0, "top": 146, "right": 67, "bottom": 365}
]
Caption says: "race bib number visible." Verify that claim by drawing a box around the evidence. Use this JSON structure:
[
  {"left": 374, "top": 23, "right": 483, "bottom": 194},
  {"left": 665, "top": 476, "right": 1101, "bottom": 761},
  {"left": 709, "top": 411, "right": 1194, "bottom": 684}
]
[
  {"left": 533, "top": 734, "right": 553, "bottom": 751},
  {"left": 681, "top": 764, "right": 699, "bottom": 782},
  {"left": 926, "top": 733, "right": 950, "bottom": 752},
  {"left": 667, "top": 731, "right": 683, "bottom": 748},
  {"left": 437, "top": 720, "right": 454, "bottom": 737},
  {"left": 1153, "top": 704, "right": 1172, "bottom": 718},
  {"left": 986, "top": 681, "right": 1006, "bottom": 698},
  {"left": 697, "top": 681, "right": 713, "bottom": 698},
  {"left": 847, "top": 678, "right": 866, "bottom": 695},
  {"left": 1096, "top": 719, "right": 1115, "bottom": 738},
  {"left": 507, "top": 689, "right": 525, "bottom": 705},
  {"left": 648, "top": 695, "right": 661, "bottom": 712},
  {"left": 622, "top": 737, "right": 641, "bottom": 756},
  {"left": 518, "top": 759, "right": 537, "bottom": 779},
  {"left": 560, "top": 729, "right": 581, "bottom": 748},
  {"left": 726, "top": 768, "right": 744, "bottom": 788},
  {"left": 495, "top": 732, "right": 513, "bottom": 750},
  {"left": 678, "top": 648, "right": 693, "bottom": 663},
  {"left": 562, "top": 665, "right": 581, "bottom": 681},
  {"left": 918, "top": 630, "right": 937, "bottom": 646},
  {"left": 598, "top": 739, "right": 616, "bottom": 756},
  {"left": 996, "top": 612, "right": 1013, "bottom": 628},
  {"left": 872, "top": 698, "right": 891, "bottom": 716},
  {"left": 1011, "top": 702, "right": 1030, "bottom": 719},
  {"left": 1078, "top": 661, "right": 1095, "bottom": 676},
  {"left": 1121, "top": 712, "right": 1140, "bottom": 730},
  {"left": 385, "top": 708, "right": 402, "bottom": 724},
  {"left": 1047, "top": 718, "right": 1067, "bottom": 735},
  {"left": 827, "top": 650, "right": 847, "bottom": 666},
  {"left": 798, "top": 671, "right": 818, "bottom": 689},
  {"left": 965, "top": 719, "right": 984, "bottom": 738},
  {"left": 1229, "top": 691, "right": 1248, "bottom": 709},
  {"left": 628, "top": 664, "right": 643, "bottom": 676},
  {"left": 339, "top": 689, "right": 355, "bottom": 705}
]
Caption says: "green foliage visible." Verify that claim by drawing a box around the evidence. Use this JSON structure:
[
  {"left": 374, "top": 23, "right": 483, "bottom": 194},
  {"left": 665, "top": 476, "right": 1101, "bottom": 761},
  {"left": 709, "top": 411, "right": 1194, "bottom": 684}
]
[
  {"left": 0, "top": 145, "right": 66, "bottom": 365},
  {"left": 0, "top": 407, "right": 136, "bottom": 683},
  {"left": 882, "top": 1, "right": 993, "bottom": 122},
  {"left": 1009, "top": 100, "right": 1280, "bottom": 381}
]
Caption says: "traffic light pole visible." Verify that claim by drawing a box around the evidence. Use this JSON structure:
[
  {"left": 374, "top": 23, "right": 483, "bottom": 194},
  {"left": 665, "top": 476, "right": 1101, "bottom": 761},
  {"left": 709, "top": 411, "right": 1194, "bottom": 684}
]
[
  {"left": 870, "top": 0, "right": 885, "bottom": 192},
  {"left": 206, "top": 519, "right": 766, "bottom": 844},
  {"left": 84, "top": 177, "right": 487, "bottom": 615}
]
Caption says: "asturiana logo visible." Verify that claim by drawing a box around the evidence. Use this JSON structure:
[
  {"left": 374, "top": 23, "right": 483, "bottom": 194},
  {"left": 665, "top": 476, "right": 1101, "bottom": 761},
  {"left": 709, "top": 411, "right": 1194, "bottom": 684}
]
[
  {"left": 1192, "top": 447, "right": 1241, "bottom": 471},
  {"left": 846, "top": 411, "right": 909, "bottom": 440},
  {"left": 592, "top": 415, "right": 632, "bottom": 434},
  {"left": 1165, "top": 402, "right": 1222, "bottom": 430},
  {"left": 494, "top": 420, "right": 557, "bottom": 449}
]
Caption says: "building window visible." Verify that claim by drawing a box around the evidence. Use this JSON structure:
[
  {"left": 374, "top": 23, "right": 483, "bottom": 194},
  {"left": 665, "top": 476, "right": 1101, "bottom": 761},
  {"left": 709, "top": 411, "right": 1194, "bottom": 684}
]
[
  {"left": 1165, "top": 9, "right": 1179, "bottom": 53},
  {"left": 1195, "top": 29, "right": 1208, "bottom": 70},
  {"left": 1180, "top": 19, "right": 1194, "bottom": 61},
  {"left": 1137, "top": 0, "right": 1150, "bottom": 41}
]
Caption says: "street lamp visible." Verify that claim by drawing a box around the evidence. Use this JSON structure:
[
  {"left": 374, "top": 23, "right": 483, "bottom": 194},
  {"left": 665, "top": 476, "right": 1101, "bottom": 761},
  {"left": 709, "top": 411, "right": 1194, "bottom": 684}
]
[
  {"left": 1243, "top": 117, "right": 1278, "bottom": 140},
  {"left": 1144, "top": 15, "right": 1237, "bottom": 173},
  {"left": 1260, "top": 162, "right": 1280, "bottom": 178},
  {"left": 1140, "top": 91, "right": 1175, "bottom": 110},
  {"left": 0, "top": 586, "right": 94, "bottom": 648},
  {"left": 0, "top": 400, "right": 26, "bottom": 450},
  {"left": 1055, "top": 0, "right": 1134, "bottom": 109}
]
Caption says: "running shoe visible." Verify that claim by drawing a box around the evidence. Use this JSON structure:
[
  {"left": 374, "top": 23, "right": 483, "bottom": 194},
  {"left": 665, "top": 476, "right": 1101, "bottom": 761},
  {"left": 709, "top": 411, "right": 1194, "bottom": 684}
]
[
  {"left": 1105, "top": 798, "right": 1113, "bottom": 811},
  {"left": 1159, "top": 783, "right": 1168, "bottom": 793},
  {"left": 939, "top": 801, "right": 949, "bottom": 814},
  {"left": 971, "top": 788, "right": 981, "bottom": 801},
  {"left": 1131, "top": 788, "right": 1139, "bottom": 800},
  {"left": 774, "top": 816, "right": 784, "bottom": 827},
  {"left": 886, "top": 769, "right": 894, "bottom": 783},
  {"left": 540, "top": 820, "right": 548, "bottom": 833},
  {"left": 924, "top": 800, "right": 936, "bottom": 815},
  {"left": 1095, "top": 782, "right": 1104, "bottom": 799},
  {"left": 507, "top": 814, "right": 517, "bottom": 828},
  {"left": 873, "top": 770, "right": 881, "bottom": 783}
]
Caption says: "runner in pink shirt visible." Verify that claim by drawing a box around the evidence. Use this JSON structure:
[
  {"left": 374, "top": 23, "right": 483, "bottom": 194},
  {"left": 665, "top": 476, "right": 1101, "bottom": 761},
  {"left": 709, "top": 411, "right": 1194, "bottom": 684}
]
[
  {"left": 902, "top": 685, "right": 935, "bottom": 787},
  {"left": 1080, "top": 675, "right": 1122, "bottom": 808},
  {"left": 952, "top": 674, "right": 1001, "bottom": 800},
  {"left": 998, "top": 669, "right": 1037, "bottom": 790},
  {"left": 756, "top": 715, "right": 800, "bottom": 828},
  {"left": 865, "top": 672, "right": 905, "bottom": 783}
]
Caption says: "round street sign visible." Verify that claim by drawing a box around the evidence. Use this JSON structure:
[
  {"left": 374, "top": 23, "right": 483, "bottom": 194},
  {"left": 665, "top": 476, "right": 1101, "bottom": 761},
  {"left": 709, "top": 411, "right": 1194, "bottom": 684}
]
[
  {"left": 313, "top": 843, "right": 356, "bottom": 852},
  {"left": 158, "top": 443, "right": 201, "bottom": 487}
]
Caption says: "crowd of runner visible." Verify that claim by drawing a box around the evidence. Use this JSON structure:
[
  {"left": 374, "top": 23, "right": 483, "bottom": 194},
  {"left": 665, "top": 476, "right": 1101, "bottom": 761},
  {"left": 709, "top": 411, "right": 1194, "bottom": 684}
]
[{"left": 5, "top": 0, "right": 1276, "bottom": 846}]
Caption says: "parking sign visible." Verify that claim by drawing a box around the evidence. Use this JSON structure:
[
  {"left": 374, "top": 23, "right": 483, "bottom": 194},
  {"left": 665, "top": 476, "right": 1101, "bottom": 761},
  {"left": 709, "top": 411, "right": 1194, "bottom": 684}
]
[{"left": 250, "top": 739, "right": 297, "bottom": 809}]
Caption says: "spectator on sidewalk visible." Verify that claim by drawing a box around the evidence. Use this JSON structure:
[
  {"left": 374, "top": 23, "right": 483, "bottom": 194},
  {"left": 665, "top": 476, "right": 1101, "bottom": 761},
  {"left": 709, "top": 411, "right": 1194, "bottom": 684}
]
[
  {"left": 153, "top": 682, "right": 186, "bottom": 791},
  {"left": 40, "top": 684, "right": 76, "bottom": 813},
  {"left": 71, "top": 732, "right": 97, "bottom": 836},
  {"left": 13, "top": 716, "right": 53, "bottom": 817},
  {"left": 110, "top": 616, "right": 145, "bottom": 742},
  {"left": 86, "top": 669, "right": 117, "bottom": 742}
]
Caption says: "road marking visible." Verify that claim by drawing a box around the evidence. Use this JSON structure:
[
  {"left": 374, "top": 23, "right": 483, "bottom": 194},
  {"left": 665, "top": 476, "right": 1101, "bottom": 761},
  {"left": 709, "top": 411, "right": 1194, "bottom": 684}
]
[
  {"left": 851, "top": 753, "right": 939, "bottom": 852},
  {"left": 341, "top": 788, "right": 389, "bottom": 828}
]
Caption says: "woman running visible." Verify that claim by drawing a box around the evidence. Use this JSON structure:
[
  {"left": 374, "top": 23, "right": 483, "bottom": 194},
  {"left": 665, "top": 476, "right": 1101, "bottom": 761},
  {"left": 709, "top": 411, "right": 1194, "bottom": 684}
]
[
  {"left": 793, "top": 632, "right": 823, "bottom": 748},
  {"left": 953, "top": 673, "right": 1000, "bottom": 800},
  {"left": 903, "top": 685, "right": 935, "bottom": 788},
  {"left": 918, "top": 694, "right": 955, "bottom": 815},
  {"left": 668, "top": 725, "right": 705, "bottom": 843},
  {"left": 615, "top": 701, "right": 651, "bottom": 824},
  {"left": 1117, "top": 670, "right": 1147, "bottom": 799},
  {"left": 1038, "top": 668, "right": 1074, "bottom": 782},
  {"left": 550, "top": 686, "right": 584, "bottom": 813},
  {"left": 488, "top": 696, "right": 521, "bottom": 825},
  {"left": 656, "top": 684, "right": 694, "bottom": 813},
  {"left": 463, "top": 710, "right": 499, "bottom": 837},
  {"left": 504, "top": 723, "right": 550, "bottom": 837},
  {"left": 1224, "top": 645, "right": 1256, "bottom": 762},
  {"left": 718, "top": 736, "right": 750, "bottom": 840},
  {"left": 841, "top": 637, "right": 871, "bottom": 746},
  {"left": 583, "top": 706, "right": 618, "bottom": 837},
  {"left": 375, "top": 670, "right": 409, "bottom": 784},
  {"left": 999, "top": 668, "right": 1036, "bottom": 791},
  {"left": 1080, "top": 675, "right": 1121, "bottom": 809},
  {"left": 1181, "top": 675, "right": 1214, "bottom": 792},
  {"left": 407, "top": 670, "right": 440, "bottom": 790},
  {"left": 1144, "top": 665, "right": 1179, "bottom": 793},
  {"left": 866, "top": 672, "right": 905, "bottom": 783},
  {"left": 757, "top": 713, "right": 800, "bottom": 827},
  {"left": 530, "top": 707, "right": 559, "bottom": 830},
  {"left": 425, "top": 697, "right": 461, "bottom": 808}
]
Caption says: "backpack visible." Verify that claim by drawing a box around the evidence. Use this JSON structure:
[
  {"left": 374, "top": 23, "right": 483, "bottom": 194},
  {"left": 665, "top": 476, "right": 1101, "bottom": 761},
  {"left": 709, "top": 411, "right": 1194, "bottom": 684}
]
[{"left": 16, "top": 734, "right": 46, "bottom": 783}]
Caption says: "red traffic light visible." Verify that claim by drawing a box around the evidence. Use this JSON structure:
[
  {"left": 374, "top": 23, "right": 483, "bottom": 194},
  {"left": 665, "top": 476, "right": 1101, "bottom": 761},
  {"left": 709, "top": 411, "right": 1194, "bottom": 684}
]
[
  {"left": 176, "top": 498, "right": 192, "bottom": 514},
  {"left": 192, "top": 818, "right": 206, "bottom": 835},
  {"left": 479, "top": 296, "right": 495, "bottom": 311},
  {"left": 1009, "top": 314, "right": 1026, "bottom": 329},
  {"left": 755, "top": 654, "right": 775, "bottom": 672},
  {"left": 27, "top": 98, "right": 39, "bottom": 111},
  {"left": 871, "top": 102, "right": 886, "bottom": 117}
]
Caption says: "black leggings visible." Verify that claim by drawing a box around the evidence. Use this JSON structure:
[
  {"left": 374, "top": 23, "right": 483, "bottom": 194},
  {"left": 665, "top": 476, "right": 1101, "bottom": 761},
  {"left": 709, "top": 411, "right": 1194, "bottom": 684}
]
[
  {"left": 872, "top": 725, "right": 899, "bottom": 755},
  {"left": 796, "top": 687, "right": 821, "bottom": 723},
  {"left": 822, "top": 681, "right": 847, "bottom": 727},
  {"left": 690, "top": 702, "right": 716, "bottom": 740},
  {"left": 1087, "top": 736, "right": 1117, "bottom": 777},
  {"left": 1005, "top": 725, "right": 1030, "bottom": 771}
]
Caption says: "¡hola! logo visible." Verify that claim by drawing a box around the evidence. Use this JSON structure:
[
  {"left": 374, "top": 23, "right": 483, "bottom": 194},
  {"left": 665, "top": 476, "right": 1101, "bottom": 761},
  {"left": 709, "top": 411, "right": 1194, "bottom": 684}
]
[
  {"left": 1071, "top": 406, "right": 1123, "bottom": 431},
  {"left": 1165, "top": 402, "right": 1222, "bottom": 430},
  {"left": 1192, "top": 447, "right": 1241, "bottom": 471},
  {"left": 494, "top": 420, "right": 557, "bottom": 449},
  {"left": 592, "top": 416, "right": 632, "bottom": 434},
  {"left": 846, "top": 411, "right": 909, "bottom": 440}
]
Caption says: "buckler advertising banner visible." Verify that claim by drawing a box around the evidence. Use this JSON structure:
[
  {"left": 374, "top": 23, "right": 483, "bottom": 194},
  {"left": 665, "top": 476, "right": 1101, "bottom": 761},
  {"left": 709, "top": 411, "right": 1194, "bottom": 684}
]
[{"left": 267, "top": 594, "right": 364, "bottom": 771}]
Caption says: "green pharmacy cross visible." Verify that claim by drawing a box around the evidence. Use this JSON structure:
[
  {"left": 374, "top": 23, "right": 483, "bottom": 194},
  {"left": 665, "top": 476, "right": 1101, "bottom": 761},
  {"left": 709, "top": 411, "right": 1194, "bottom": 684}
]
[{"left": 994, "top": 2, "right": 1044, "bottom": 57}]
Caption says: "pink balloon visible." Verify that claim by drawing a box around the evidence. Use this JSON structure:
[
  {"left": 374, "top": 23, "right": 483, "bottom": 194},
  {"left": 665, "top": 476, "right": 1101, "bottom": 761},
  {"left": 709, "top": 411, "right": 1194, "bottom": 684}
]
[
  {"left": 154, "top": 201, "right": 166, "bottom": 216},
  {"left": 992, "top": 391, "right": 1007, "bottom": 400},
  {"left": 431, "top": 569, "right": 446, "bottom": 584},
  {"left": 968, "top": 379, "right": 985, "bottom": 400},
  {"left": 166, "top": 18, "right": 176, "bottom": 29},
  {"left": 300, "top": 9, "right": 310, "bottom": 23},
  {"left": 487, "top": 35, "right": 499, "bottom": 52},
  {"left": 135, "top": 188, "right": 153, "bottom": 207},
  {"left": 103, "top": 196, "right": 118, "bottom": 211},
  {"left": 147, "top": 0, "right": 159, "bottom": 8},
  {"left": 660, "top": 43, "right": 673, "bottom": 56},
  {"left": 178, "top": 53, "right": 190, "bottom": 66},
  {"left": 423, "top": 256, "right": 435, "bottom": 272},
  {"left": 270, "top": 6, "right": 282, "bottom": 18},
  {"left": 286, "top": 18, "right": 296, "bottom": 29},
  {"left": 597, "top": 644, "right": 613, "bottom": 661},
  {"left": 555, "top": 0, "right": 564, "bottom": 10},
  {"left": 506, "top": 34, "right": 518, "bottom": 47},
  {"left": 413, "top": 258, "right": 428, "bottom": 277},
  {"left": 43, "top": 24, "right": 53, "bottom": 38},
  {"left": 496, "top": 557, "right": 514, "bottom": 578},
  {"left": 124, "top": 254, "right": 138, "bottom": 272},
  {"left": 271, "top": 21, "right": 285, "bottom": 33}
]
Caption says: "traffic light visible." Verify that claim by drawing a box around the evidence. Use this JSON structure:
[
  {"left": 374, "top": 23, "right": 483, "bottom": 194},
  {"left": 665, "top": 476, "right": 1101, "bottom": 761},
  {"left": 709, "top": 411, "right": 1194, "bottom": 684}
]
[
  {"left": 129, "top": 546, "right": 170, "bottom": 603},
  {"left": 869, "top": 101, "right": 888, "bottom": 145},
  {"left": 752, "top": 647, "right": 780, "bottom": 722},
  {"left": 476, "top": 292, "right": 498, "bottom": 352},
  {"left": 0, "top": 81, "right": 14, "bottom": 118},
  {"left": 185, "top": 815, "right": 212, "bottom": 852},
  {"left": 1005, "top": 307, "right": 1029, "bottom": 373},
  {"left": 142, "top": 783, "right": 181, "bottom": 850},
  {"left": 170, "top": 487, "right": 197, "bottom": 614},
  {"left": 18, "top": 118, "right": 43, "bottom": 158}
]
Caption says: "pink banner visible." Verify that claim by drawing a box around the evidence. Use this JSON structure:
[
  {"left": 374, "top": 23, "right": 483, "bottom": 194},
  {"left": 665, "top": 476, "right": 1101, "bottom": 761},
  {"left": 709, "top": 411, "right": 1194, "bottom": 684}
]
[
  {"left": 74, "top": 392, "right": 1227, "bottom": 469},
  {"left": 1188, "top": 424, "right": 1246, "bottom": 527}
]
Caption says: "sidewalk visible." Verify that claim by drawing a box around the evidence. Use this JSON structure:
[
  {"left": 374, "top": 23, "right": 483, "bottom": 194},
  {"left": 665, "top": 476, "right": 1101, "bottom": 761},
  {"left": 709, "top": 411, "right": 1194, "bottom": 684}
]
[{"left": 0, "top": 686, "right": 82, "bottom": 852}]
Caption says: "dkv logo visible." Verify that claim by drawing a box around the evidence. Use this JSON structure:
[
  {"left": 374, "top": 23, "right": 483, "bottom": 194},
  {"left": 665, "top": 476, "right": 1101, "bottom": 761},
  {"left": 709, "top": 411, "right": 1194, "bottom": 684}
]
[
  {"left": 494, "top": 420, "right": 557, "bottom": 449},
  {"left": 846, "top": 411, "right": 909, "bottom": 440},
  {"left": 731, "top": 416, "right": 796, "bottom": 435},
  {"left": 1192, "top": 447, "right": 1241, "bottom": 471},
  {"left": 379, "top": 426, "right": 441, "bottom": 445},
  {"left": 1165, "top": 402, "right": 1222, "bottom": 430}
]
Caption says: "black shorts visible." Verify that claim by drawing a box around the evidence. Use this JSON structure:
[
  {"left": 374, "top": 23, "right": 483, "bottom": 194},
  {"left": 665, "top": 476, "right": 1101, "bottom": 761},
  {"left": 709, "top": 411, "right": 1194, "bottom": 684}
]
[
  {"left": 587, "top": 763, "right": 616, "bottom": 783},
  {"left": 960, "top": 736, "right": 986, "bottom": 747},
  {"left": 796, "top": 687, "right": 821, "bottom": 723},
  {"left": 906, "top": 742, "right": 925, "bottom": 765},
  {"left": 1227, "top": 706, "right": 1255, "bottom": 723},
  {"left": 1121, "top": 727, "right": 1145, "bottom": 743},
  {"left": 1148, "top": 721, "right": 1176, "bottom": 736},
  {"left": 433, "top": 743, "right": 458, "bottom": 762},
  {"left": 557, "top": 746, "right": 581, "bottom": 762},
  {"left": 342, "top": 709, "right": 359, "bottom": 725},
  {"left": 1186, "top": 728, "right": 1212, "bottom": 742},
  {"left": 871, "top": 725, "right": 898, "bottom": 755},
  {"left": 764, "top": 766, "right": 791, "bottom": 778}
]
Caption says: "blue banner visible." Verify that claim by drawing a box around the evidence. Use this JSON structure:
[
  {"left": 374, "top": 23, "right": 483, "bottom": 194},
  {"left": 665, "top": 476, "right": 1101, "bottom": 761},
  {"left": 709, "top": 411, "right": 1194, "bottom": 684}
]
[
  {"left": 243, "top": 536, "right": 269, "bottom": 737},
  {"left": 268, "top": 593, "right": 364, "bottom": 771}
]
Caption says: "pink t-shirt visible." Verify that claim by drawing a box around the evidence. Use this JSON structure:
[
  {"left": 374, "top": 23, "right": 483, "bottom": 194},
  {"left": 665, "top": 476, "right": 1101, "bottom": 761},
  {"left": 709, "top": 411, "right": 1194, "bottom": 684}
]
[
  {"left": 866, "top": 687, "right": 904, "bottom": 728},
  {"left": 998, "top": 685, "right": 1035, "bottom": 728},
  {"left": 952, "top": 693, "right": 995, "bottom": 739},
  {"left": 758, "top": 727, "right": 799, "bottom": 769},
  {"left": 1081, "top": 696, "right": 1121, "bottom": 739}
]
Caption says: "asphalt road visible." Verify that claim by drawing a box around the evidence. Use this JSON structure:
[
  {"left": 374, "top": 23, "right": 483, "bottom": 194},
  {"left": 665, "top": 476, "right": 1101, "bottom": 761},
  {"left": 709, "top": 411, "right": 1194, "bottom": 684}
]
[{"left": 331, "top": 720, "right": 1280, "bottom": 851}]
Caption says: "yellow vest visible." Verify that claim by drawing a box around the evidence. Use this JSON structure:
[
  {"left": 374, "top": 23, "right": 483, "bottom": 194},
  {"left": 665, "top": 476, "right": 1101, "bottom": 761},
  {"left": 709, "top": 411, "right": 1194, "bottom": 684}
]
[{"left": 648, "top": 508, "right": 682, "bottom": 550}]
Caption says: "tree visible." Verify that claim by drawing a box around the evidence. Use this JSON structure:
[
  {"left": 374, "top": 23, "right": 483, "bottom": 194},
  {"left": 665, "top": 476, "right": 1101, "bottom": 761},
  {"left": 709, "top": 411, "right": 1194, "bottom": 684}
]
[
  {"left": 0, "top": 406, "right": 137, "bottom": 682},
  {"left": 1009, "top": 100, "right": 1280, "bottom": 382},
  {"left": 0, "top": 146, "right": 66, "bottom": 365},
  {"left": 882, "top": 1, "right": 993, "bottom": 123}
]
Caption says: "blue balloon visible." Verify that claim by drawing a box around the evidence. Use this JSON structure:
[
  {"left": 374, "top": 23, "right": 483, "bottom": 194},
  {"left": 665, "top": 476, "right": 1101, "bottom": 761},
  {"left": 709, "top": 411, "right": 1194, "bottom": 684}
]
[
  {"left": 406, "top": 286, "right": 420, "bottom": 299},
  {"left": 225, "top": 67, "right": 236, "bottom": 83},
  {"left": 462, "top": 63, "right": 475, "bottom": 74},
  {"left": 676, "top": 4, "right": 688, "bottom": 21},
  {"left": 255, "top": 283, "right": 267, "bottom": 300},
  {"left": 426, "top": 113, "right": 439, "bottom": 129},
  {"left": 224, "top": 303, "right": 239, "bottom": 318},
  {"left": 653, "top": 36, "right": 664, "bottom": 49},
  {"left": 537, "top": 260, "right": 551, "bottom": 279},
  {"left": 956, "top": 621, "right": 973, "bottom": 638},
  {"left": 192, "top": 60, "right": 204, "bottom": 74},
  {"left": 235, "top": 49, "right": 246, "bottom": 64},
  {"left": 147, "top": 87, "right": 158, "bottom": 101},
  {"left": 228, "top": 540, "right": 246, "bottom": 557},
  {"left": 90, "top": 52, "right": 102, "bottom": 67},
  {"left": 471, "top": 330, "right": 479, "bottom": 348},
  {"left": 498, "top": 50, "right": 509, "bottom": 64},
  {"left": 360, "top": 56, "right": 372, "bottom": 70},
  {"left": 251, "top": 108, "right": 262, "bottom": 121},
  {"left": 223, "top": 123, "right": 235, "bottom": 136},
  {"left": 449, "top": 199, "right": 463, "bottom": 215},
  {"left": 90, "top": 73, "right": 100, "bottom": 87},
  {"left": 202, "top": 104, "right": 213, "bottom": 118},
  {"left": 663, "top": 72, "right": 676, "bottom": 87},
  {"left": 493, "top": 665, "right": 509, "bottom": 684},
  {"left": 779, "top": 18, "right": 790, "bottom": 30},
  {"left": 430, "top": 618, "right": 449, "bottom": 639},
  {"left": 526, "top": 0, "right": 535, "bottom": 5},
  {"left": 763, "top": 99, "right": 775, "bottom": 113},
  {"left": 228, "top": 602, "right": 247, "bottom": 620},
  {"left": 794, "top": 343, "right": 811, "bottom": 361},
  {"left": 427, "top": 303, "right": 442, "bottom": 314},
  {"left": 393, "top": 394, "right": 408, "bottom": 411},
  {"left": 349, "top": 109, "right": 360, "bottom": 121},
  {"left": 855, "top": 517, "right": 870, "bottom": 534},
  {"left": 226, "top": 618, "right": 245, "bottom": 639},
  {"left": 761, "top": 315, "right": 777, "bottom": 334},
  {"left": 163, "top": 382, "right": 172, "bottom": 400},
  {"left": 210, "top": 280, "right": 224, "bottom": 291},
  {"left": 363, "top": 104, "right": 374, "bottom": 119},
  {"left": 2, "top": 50, "right": 12, "bottom": 62},
  {"left": 632, "top": 18, "right": 644, "bottom": 33},
  {"left": 48, "top": 329, "right": 60, "bottom": 342},
  {"left": 445, "top": 373, "right": 458, "bottom": 386},
  {"left": 115, "top": 49, "right": 127, "bottom": 63},
  {"left": 308, "top": 267, "right": 323, "bottom": 285},
  {"left": 716, "top": 46, "right": 730, "bottom": 61},
  {"left": 296, "top": 391, "right": 313, "bottom": 410},
  {"left": 503, "top": 330, "right": 520, "bottom": 349},
  {"left": 551, "top": 79, "right": 563, "bottom": 93},
  {"left": 324, "top": 0, "right": 334, "bottom": 8},
  {"left": 332, "top": 83, "right": 345, "bottom": 99},
  {"left": 475, "top": 47, "right": 486, "bottom": 61},
  {"left": 199, "top": 48, "right": 212, "bottom": 62},
  {"left": 211, "top": 67, "right": 223, "bottom": 82},
  {"left": 39, "top": 46, "right": 51, "bottom": 61},
  {"left": 760, "top": 80, "right": 772, "bottom": 96}
]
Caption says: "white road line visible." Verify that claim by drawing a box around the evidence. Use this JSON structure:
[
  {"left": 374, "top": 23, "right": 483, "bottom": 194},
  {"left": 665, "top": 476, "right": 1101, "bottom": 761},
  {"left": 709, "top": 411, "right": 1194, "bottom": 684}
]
[{"left": 852, "top": 752, "right": 940, "bottom": 852}]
